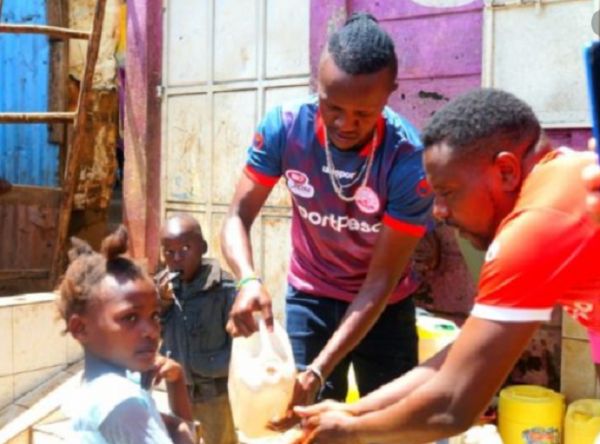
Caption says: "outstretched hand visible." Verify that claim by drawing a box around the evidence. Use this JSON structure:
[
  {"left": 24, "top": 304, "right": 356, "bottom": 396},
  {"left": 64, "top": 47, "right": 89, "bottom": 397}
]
[
  {"left": 268, "top": 370, "right": 322, "bottom": 431},
  {"left": 290, "top": 401, "right": 360, "bottom": 444}
]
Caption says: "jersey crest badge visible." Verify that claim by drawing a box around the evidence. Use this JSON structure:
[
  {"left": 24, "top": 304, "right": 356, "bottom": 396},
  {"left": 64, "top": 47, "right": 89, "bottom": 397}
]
[
  {"left": 355, "top": 186, "right": 380, "bottom": 214},
  {"left": 286, "top": 169, "right": 315, "bottom": 199},
  {"left": 253, "top": 132, "right": 264, "bottom": 150},
  {"left": 415, "top": 178, "right": 432, "bottom": 197}
]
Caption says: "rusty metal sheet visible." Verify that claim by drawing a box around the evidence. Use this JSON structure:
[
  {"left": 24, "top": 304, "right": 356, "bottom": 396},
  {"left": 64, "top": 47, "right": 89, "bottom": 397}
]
[
  {"left": 166, "top": 0, "right": 209, "bottom": 86},
  {"left": 0, "top": 193, "right": 58, "bottom": 270},
  {"left": 214, "top": 0, "right": 258, "bottom": 82},
  {"left": 72, "top": 89, "right": 118, "bottom": 210},
  {"left": 213, "top": 90, "right": 257, "bottom": 204},
  {"left": 165, "top": 94, "right": 210, "bottom": 204},
  {"left": 265, "top": 0, "right": 310, "bottom": 78},
  {"left": 0, "top": 185, "right": 59, "bottom": 294},
  {"left": 68, "top": 0, "right": 120, "bottom": 89}
]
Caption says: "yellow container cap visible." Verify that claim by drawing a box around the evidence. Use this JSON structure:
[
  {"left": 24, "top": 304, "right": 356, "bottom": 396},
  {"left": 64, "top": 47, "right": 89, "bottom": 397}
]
[
  {"left": 566, "top": 399, "right": 600, "bottom": 424},
  {"left": 416, "top": 315, "right": 459, "bottom": 340},
  {"left": 499, "top": 385, "right": 565, "bottom": 423}
]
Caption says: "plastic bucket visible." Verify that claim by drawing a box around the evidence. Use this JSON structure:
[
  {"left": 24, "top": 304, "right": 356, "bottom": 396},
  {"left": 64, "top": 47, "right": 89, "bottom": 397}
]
[
  {"left": 565, "top": 399, "right": 600, "bottom": 444},
  {"left": 498, "top": 385, "right": 564, "bottom": 444}
]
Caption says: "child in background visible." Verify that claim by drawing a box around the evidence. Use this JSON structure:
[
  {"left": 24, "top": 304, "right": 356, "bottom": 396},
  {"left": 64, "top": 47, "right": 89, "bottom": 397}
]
[
  {"left": 158, "top": 214, "right": 238, "bottom": 444},
  {"left": 57, "top": 226, "right": 195, "bottom": 444}
]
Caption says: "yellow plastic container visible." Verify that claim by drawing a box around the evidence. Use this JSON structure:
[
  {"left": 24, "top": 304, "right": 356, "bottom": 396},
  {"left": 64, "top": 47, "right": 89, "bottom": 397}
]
[
  {"left": 416, "top": 314, "right": 460, "bottom": 363},
  {"left": 346, "top": 365, "right": 360, "bottom": 403},
  {"left": 565, "top": 399, "right": 600, "bottom": 444},
  {"left": 498, "top": 385, "right": 565, "bottom": 444}
]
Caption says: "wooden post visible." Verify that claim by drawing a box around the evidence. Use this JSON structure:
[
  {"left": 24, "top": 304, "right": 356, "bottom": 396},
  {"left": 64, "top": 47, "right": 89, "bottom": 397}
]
[
  {"left": 123, "top": 0, "right": 163, "bottom": 270},
  {"left": 51, "top": 0, "right": 108, "bottom": 283},
  {"left": 0, "top": 112, "right": 75, "bottom": 123},
  {"left": 0, "top": 24, "right": 89, "bottom": 40}
]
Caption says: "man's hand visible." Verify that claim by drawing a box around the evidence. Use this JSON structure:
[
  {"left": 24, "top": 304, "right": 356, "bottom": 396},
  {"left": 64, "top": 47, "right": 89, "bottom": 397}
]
[
  {"left": 292, "top": 405, "right": 361, "bottom": 444},
  {"left": 269, "top": 370, "right": 322, "bottom": 431},
  {"left": 226, "top": 280, "right": 273, "bottom": 337}
]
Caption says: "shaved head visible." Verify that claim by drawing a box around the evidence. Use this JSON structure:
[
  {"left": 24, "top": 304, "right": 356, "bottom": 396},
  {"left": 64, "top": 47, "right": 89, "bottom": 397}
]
[
  {"left": 161, "top": 213, "right": 204, "bottom": 241},
  {"left": 160, "top": 214, "right": 207, "bottom": 282}
]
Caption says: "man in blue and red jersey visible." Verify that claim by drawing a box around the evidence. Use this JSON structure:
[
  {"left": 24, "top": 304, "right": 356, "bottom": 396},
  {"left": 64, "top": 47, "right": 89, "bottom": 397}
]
[
  {"left": 294, "top": 89, "right": 600, "bottom": 444},
  {"left": 221, "top": 12, "right": 433, "bottom": 421}
]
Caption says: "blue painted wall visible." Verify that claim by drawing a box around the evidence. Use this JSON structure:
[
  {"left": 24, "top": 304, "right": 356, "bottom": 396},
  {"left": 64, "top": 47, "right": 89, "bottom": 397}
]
[{"left": 0, "top": 0, "right": 59, "bottom": 186}]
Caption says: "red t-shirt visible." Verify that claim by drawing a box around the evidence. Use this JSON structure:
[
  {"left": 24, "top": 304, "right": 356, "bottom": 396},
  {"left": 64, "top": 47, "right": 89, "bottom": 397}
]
[{"left": 472, "top": 149, "right": 600, "bottom": 331}]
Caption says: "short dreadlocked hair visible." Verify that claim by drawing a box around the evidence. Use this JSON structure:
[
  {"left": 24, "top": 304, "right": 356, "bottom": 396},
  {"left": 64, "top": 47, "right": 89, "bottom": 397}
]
[
  {"left": 327, "top": 12, "right": 398, "bottom": 78},
  {"left": 422, "top": 88, "right": 541, "bottom": 159},
  {"left": 56, "top": 225, "right": 150, "bottom": 327}
]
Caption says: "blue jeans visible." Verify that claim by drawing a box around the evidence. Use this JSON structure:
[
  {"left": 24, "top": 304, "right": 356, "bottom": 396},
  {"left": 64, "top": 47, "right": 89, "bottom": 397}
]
[{"left": 285, "top": 285, "right": 418, "bottom": 401}]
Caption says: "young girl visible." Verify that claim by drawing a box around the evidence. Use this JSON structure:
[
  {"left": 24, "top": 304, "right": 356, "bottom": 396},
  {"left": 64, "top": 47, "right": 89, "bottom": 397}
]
[{"left": 57, "top": 226, "right": 195, "bottom": 444}]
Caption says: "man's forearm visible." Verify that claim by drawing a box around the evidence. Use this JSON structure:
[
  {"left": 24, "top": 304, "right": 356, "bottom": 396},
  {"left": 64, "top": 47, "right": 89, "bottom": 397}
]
[
  {"left": 311, "top": 280, "right": 391, "bottom": 379},
  {"left": 350, "top": 379, "right": 467, "bottom": 444},
  {"left": 221, "top": 215, "right": 256, "bottom": 279}
]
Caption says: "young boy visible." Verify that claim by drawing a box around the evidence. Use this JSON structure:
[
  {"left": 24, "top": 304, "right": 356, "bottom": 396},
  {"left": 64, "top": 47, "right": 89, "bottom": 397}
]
[
  {"left": 159, "top": 214, "right": 238, "bottom": 444},
  {"left": 57, "top": 226, "right": 195, "bottom": 444}
]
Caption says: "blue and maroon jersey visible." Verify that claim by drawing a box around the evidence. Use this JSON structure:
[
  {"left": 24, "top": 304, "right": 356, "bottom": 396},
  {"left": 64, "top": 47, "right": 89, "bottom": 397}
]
[{"left": 245, "top": 96, "right": 433, "bottom": 303}]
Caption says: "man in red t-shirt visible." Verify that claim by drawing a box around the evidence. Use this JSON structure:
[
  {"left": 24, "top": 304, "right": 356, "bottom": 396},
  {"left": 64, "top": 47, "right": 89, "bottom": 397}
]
[{"left": 293, "top": 89, "right": 600, "bottom": 444}]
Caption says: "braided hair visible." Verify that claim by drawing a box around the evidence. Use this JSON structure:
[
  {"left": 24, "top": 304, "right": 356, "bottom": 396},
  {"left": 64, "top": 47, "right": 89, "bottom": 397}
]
[
  {"left": 56, "top": 225, "right": 150, "bottom": 326},
  {"left": 327, "top": 12, "right": 398, "bottom": 78}
]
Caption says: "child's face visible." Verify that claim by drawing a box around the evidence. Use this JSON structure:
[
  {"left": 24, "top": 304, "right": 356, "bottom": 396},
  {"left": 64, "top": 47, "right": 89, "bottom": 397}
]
[
  {"left": 78, "top": 276, "right": 161, "bottom": 372},
  {"left": 161, "top": 231, "right": 205, "bottom": 282}
]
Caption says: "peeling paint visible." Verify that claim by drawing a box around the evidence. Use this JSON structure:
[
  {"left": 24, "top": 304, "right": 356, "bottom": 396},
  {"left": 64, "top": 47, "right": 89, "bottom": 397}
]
[
  {"left": 73, "top": 90, "right": 118, "bottom": 210},
  {"left": 69, "top": 0, "right": 121, "bottom": 89},
  {"left": 326, "top": 6, "right": 347, "bottom": 36},
  {"left": 417, "top": 90, "right": 450, "bottom": 101}
]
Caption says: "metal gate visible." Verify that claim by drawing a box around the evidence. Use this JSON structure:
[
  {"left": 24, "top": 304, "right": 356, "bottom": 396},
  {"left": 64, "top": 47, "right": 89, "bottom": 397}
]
[{"left": 160, "top": 0, "right": 310, "bottom": 320}]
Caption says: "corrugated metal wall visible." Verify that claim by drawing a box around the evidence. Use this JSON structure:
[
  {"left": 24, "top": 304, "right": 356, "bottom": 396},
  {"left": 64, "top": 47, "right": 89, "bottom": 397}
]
[{"left": 0, "top": 0, "right": 59, "bottom": 187}]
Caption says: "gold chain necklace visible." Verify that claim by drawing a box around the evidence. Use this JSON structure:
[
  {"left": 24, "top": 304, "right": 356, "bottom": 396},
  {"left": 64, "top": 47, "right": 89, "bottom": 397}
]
[{"left": 324, "top": 127, "right": 377, "bottom": 202}]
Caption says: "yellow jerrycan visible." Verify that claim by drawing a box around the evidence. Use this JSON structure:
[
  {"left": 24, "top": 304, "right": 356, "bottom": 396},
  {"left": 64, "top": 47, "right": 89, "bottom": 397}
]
[
  {"left": 228, "top": 317, "right": 296, "bottom": 442},
  {"left": 416, "top": 310, "right": 460, "bottom": 363},
  {"left": 498, "top": 385, "right": 564, "bottom": 444},
  {"left": 565, "top": 399, "right": 600, "bottom": 444}
]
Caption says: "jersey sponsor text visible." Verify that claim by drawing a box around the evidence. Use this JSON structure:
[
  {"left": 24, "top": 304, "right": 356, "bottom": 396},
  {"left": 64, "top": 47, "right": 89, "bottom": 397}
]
[{"left": 297, "top": 204, "right": 381, "bottom": 233}]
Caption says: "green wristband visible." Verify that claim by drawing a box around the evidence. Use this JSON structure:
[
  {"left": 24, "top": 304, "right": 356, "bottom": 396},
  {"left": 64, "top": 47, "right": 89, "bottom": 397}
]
[{"left": 236, "top": 275, "right": 262, "bottom": 291}]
